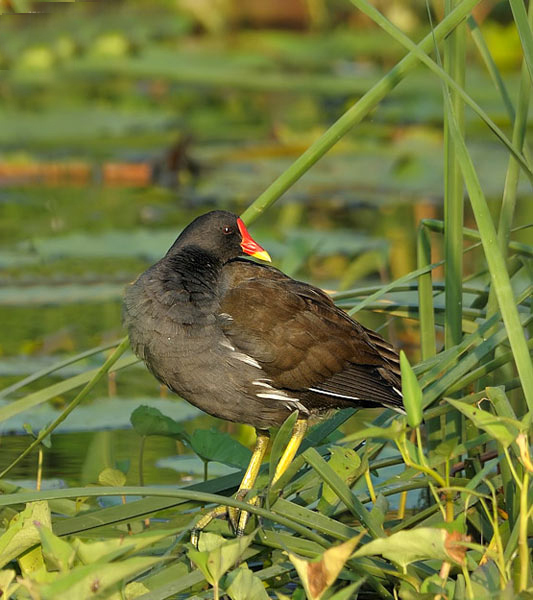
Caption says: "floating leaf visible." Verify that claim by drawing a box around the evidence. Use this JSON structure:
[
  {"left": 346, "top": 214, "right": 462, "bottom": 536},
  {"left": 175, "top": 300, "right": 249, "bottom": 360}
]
[
  {"left": 130, "top": 405, "right": 189, "bottom": 441},
  {"left": 469, "top": 560, "right": 505, "bottom": 598},
  {"left": 98, "top": 468, "right": 126, "bottom": 488},
  {"left": 189, "top": 429, "right": 252, "bottom": 470}
]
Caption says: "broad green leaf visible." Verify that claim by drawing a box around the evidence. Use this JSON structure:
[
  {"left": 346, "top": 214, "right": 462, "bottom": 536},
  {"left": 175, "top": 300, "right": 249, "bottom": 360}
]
[
  {"left": 288, "top": 536, "right": 362, "bottom": 600},
  {"left": 447, "top": 398, "right": 520, "bottom": 447},
  {"left": 39, "top": 556, "right": 161, "bottom": 600},
  {"left": 187, "top": 548, "right": 212, "bottom": 585},
  {"left": 0, "top": 501, "right": 51, "bottom": 569},
  {"left": 130, "top": 405, "right": 189, "bottom": 441},
  {"left": 37, "top": 524, "right": 75, "bottom": 572},
  {"left": 73, "top": 529, "right": 180, "bottom": 565},
  {"left": 353, "top": 528, "right": 468, "bottom": 568},
  {"left": 420, "top": 573, "right": 452, "bottom": 596},
  {"left": 433, "top": 438, "right": 459, "bottom": 460},
  {"left": 204, "top": 532, "right": 255, "bottom": 582},
  {"left": 400, "top": 351, "right": 423, "bottom": 428},
  {"left": 189, "top": 429, "right": 252, "bottom": 470},
  {"left": 98, "top": 468, "right": 127, "bottom": 488},
  {"left": 188, "top": 532, "right": 255, "bottom": 587},
  {"left": 469, "top": 560, "right": 504, "bottom": 598},
  {"left": 327, "top": 580, "right": 366, "bottom": 600},
  {"left": 124, "top": 581, "right": 151, "bottom": 599},
  {"left": 225, "top": 564, "right": 270, "bottom": 600},
  {"left": 303, "top": 447, "right": 384, "bottom": 539},
  {"left": 318, "top": 445, "right": 361, "bottom": 515},
  {"left": 197, "top": 532, "right": 227, "bottom": 553},
  {"left": 0, "top": 569, "right": 19, "bottom": 599}
]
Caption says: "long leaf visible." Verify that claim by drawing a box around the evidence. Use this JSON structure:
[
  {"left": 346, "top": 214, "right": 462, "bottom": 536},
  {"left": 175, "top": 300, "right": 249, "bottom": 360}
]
[
  {"left": 0, "top": 486, "right": 329, "bottom": 546},
  {"left": 443, "top": 80, "right": 533, "bottom": 411}
]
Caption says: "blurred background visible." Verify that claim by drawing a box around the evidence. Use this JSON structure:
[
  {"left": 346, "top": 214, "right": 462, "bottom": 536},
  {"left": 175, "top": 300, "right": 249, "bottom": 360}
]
[{"left": 0, "top": 0, "right": 531, "bottom": 489}]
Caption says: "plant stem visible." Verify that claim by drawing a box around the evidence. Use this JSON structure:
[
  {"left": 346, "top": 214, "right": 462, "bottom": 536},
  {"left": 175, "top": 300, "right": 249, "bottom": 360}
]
[
  {"left": 518, "top": 471, "right": 530, "bottom": 592},
  {"left": 139, "top": 436, "right": 146, "bottom": 487},
  {"left": 417, "top": 224, "right": 436, "bottom": 360},
  {"left": 36, "top": 446, "right": 43, "bottom": 492},
  {"left": 443, "top": 0, "right": 465, "bottom": 352}
]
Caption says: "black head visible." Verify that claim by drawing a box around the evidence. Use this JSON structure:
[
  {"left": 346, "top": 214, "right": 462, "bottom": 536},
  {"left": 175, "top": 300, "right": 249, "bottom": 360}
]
[{"left": 166, "top": 211, "right": 271, "bottom": 264}]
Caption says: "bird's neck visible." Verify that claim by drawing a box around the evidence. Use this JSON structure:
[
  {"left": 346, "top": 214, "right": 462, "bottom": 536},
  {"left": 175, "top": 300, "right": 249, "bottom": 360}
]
[{"left": 163, "top": 246, "right": 223, "bottom": 300}]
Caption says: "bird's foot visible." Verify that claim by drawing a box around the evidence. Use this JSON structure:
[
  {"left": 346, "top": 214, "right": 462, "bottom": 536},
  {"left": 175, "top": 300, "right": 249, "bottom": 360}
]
[
  {"left": 229, "top": 489, "right": 260, "bottom": 536},
  {"left": 191, "top": 505, "right": 228, "bottom": 548},
  {"left": 190, "top": 492, "right": 259, "bottom": 548}
]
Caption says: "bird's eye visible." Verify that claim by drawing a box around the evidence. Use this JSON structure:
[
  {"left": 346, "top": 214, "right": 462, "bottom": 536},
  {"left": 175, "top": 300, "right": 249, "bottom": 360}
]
[{"left": 222, "top": 226, "right": 233, "bottom": 235}]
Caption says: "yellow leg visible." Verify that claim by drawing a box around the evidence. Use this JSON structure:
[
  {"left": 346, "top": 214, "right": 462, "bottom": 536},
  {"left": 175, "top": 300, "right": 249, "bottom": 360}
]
[
  {"left": 229, "top": 432, "right": 270, "bottom": 530},
  {"left": 236, "top": 417, "right": 308, "bottom": 535},
  {"left": 191, "top": 429, "right": 269, "bottom": 547},
  {"left": 273, "top": 418, "right": 308, "bottom": 483}
]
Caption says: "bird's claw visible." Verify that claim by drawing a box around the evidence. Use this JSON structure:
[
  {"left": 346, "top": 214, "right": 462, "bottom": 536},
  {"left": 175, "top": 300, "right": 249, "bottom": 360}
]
[{"left": 190, "top": 492, "right": 258, "bottom": 548}]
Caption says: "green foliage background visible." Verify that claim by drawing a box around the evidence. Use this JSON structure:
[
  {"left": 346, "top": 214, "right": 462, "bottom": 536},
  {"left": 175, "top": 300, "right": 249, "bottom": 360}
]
[{"left": 0, "top": 0, "right": 532, "bottom": 599}]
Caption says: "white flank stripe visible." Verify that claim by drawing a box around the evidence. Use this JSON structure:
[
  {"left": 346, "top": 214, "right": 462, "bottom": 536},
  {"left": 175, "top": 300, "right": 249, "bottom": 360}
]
[
  {"left": 393, "top": 386, "right": 403, "bottom": 398},
  {"left": 253, "top": 380, "right": 273, "bottom": 388},
  {"left": 235, "top": 353, "right": 261, "bottom": 369},
  {"left": 308, "top": 387, "right": 360, "bottom": 401},
  {"left": 220, "top": 339, "right": 236, "bottom": 351},
  {"left": 257, "top": 392, "right": 299, "bottom": 403}
]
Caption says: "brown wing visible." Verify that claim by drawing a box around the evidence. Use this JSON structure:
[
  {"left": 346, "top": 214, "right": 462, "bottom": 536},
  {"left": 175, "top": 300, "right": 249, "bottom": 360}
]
[{"left": 217, "top": 260, "right": 403, "bottom": 412}]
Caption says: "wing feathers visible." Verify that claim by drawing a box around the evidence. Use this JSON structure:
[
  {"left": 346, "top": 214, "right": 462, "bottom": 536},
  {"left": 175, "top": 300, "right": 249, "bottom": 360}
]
[{"left": 218, "top": 261, "right": 402, "bottom": 413}]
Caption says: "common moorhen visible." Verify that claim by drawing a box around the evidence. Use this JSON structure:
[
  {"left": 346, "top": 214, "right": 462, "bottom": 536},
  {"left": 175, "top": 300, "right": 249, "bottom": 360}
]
[{"left": 123, "top": 210, "right": 403, "bottom": 539}]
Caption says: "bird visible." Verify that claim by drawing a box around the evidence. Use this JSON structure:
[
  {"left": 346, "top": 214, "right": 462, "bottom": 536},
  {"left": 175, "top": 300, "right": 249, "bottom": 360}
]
[{"left": 123, "top": 210, "right": 403, "bottom": 542}]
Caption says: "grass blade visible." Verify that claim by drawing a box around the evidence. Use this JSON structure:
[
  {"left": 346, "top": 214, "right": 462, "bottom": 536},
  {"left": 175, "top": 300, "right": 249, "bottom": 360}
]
[
  {"left": 509, "top": 0, "right": 533, "bottom": 83},
  {"left": 303, "top": 447, "right": 384, "bottom": 539},
  {"left": 443, "top": 82, "right": 533, "bottom": 411}
]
